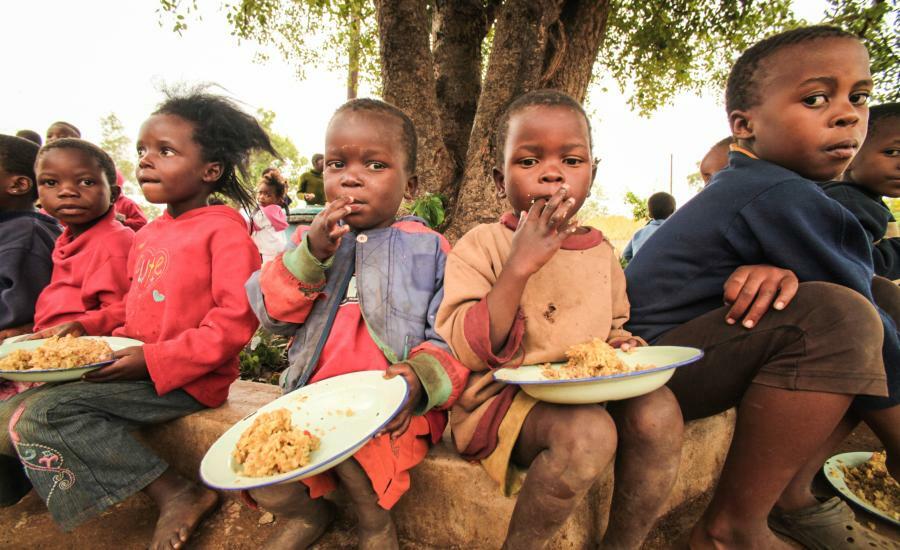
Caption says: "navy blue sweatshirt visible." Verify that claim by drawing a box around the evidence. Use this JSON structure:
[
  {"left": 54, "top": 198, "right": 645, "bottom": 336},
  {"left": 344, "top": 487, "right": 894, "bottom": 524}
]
[
  {"left": 625, "top": 151, "right": 898, "bottom": 408},
  {"left": 0, "top": 211, "right": 60, "bottom": 331},
  {"left": 821, "top": 181, "right": 900, "bottom": 280}
]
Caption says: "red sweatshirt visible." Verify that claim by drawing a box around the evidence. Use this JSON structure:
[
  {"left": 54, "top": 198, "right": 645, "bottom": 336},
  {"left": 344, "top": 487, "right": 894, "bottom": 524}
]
[
  {"left": 111, "top": 206, "right": 261, "bottom": 407},
  {"left": 33, "top": 207, "right": 134, "bottom": 335},
  {"left": 114, "top": 194, "right": 148, "bottom": 232}
]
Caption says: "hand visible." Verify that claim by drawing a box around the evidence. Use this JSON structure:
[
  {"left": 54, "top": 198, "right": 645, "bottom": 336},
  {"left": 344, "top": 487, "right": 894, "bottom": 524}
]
[
  {"left": 379, "top": 363, "right": 424, "bottom": 440},
  {"left": 24, "top": 321, "right": 86, "bottom": 341},
  {"left": 306, "top": 196, "right": 357, "bottom": 262},
  {"left": 115, "top": 213, "right": 127, "bottom": 222},
  {"left": 723, "top": 265, "right": 798, "bottom": 329},
  {"left": 83, "top": 346, "right": 149, "bottom": 382},
  {"left": 0, "top": 323, "right": 34, "bottom": 343},
  {"left": 304, "top": 193, "right": 316, "bottom": 202},
  {"left": 506, "top": 186, "right": 579, "bottom": 277},
  {"left": 608, "top": 337, "right": 645, "bottom": 352}
]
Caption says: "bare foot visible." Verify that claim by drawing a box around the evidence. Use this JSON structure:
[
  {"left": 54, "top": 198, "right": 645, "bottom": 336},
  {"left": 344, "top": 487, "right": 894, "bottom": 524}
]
[
  {"left": 688, "top": 521, "right": 793, "bottom": 550},
  {"left": 265, "top": 500, "right": 334, "bottom": 550},
  {"left": 149, "top": 483, "right": 219, "bottom": 550}
]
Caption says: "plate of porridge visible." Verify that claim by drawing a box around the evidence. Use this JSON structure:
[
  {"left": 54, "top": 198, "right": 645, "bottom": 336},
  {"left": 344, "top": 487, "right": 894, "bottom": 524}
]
[
  {"left": 0, "top": 335, "right": 144, "bottom": 382},
  {"left": 824, "top": 451, "right": 899, "bottom": 527},
  {"left": 200, "top": 370, "right": 409, "bottom": 491},
  {"left": 493, "top": 340, "right": 703, "bottom": 404}
]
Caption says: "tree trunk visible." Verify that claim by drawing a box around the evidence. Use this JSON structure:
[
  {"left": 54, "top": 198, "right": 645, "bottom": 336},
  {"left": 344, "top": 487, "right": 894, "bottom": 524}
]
[
  {"left": 374, "top": 0, "right": 455, "bottom": 198},
  {"left": 545, "top": 0, "right": 612, "bottom": 100},
  {"left": 347, "top": 5, "right": 361, "bottom": 100}
]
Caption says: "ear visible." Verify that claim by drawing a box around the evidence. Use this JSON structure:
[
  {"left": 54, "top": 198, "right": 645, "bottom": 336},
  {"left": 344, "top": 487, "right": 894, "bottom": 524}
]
[
  {"left": 729, "top": 110, "right": 754, "bottom": 141},
  {"left": 404, "top": 175, "right": 419, "bottom": 201},
  {"left": 7, "top": 176, "right": 34, "bottom": 197},
  {"left": 492, "top": 167, "right": 505, "bottom": 197},
  {"left": 109, "top": 184, "right": 122, "bottom": 205},
  {"left": 202, "top": 162, "right": 224, "bottom": 184}
]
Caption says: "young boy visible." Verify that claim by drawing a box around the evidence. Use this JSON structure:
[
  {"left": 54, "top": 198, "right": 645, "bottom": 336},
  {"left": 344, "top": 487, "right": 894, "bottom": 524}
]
[
  {"left": 625, "top": 26, "right": 899, "bottom": 549},
  {"left": 298, "top": 153, "right": 325, "bottom": 204},
  {"left": 699, "top": 136, "right": 732, "bottom": 186},
  {"left": 0, "top": 135, "right": 60, "bottom": 343},
  {"left": 822, "top": 103, "right": 900, "bottom": 280},
  {"left": 245, "top": 99, "right": 468, "bottom": 549},
  {"left": 621, "top": 191, "right": 675, "bottom": 261},
  {"left": 45, "top": 121, "right": 80, "bottom": 142}
]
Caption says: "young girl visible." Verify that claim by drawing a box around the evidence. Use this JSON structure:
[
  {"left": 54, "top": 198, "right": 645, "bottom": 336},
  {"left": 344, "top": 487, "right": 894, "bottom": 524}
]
[
  {"left": 436, "top": 90, "right": 684, "bottom": 549},
  {"left": 250, "top": 168, "right": 289, "bottom": 262},
  {"left": 0, "top": 90, "right": 271, "bottom": 549}
]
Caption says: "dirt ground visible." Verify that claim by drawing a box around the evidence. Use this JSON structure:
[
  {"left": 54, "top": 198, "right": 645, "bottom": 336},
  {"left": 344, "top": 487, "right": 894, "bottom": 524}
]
[{"left": 0, "top": 424, "right": 896, "bottom": 549}]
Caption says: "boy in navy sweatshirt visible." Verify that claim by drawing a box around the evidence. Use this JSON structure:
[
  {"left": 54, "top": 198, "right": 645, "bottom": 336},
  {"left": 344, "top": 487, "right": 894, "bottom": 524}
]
[{"left": 626, "top": 26, "right": 899, "bottom": 549}]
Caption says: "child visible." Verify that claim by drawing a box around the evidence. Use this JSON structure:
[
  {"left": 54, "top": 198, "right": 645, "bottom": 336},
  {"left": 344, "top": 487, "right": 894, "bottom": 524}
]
[
  {"left": 113, "top": 171, "right": 149, "bottom": 232},
  {"left": 298, "top": 153, "right": 325, "bottom": 204},
  {"left": 822, "top": 103, "right": 900, "bottom": 279},
  {"left": 15, "top": 129, "right": 42, "bottom": 146},
  {"left": 0, "top": 90, "right": 267, "bottom": 548},
  {"left": 625, "top": 26, "right": 899, "bottom": 549},
  {"left": 45, "top": 121, "right": 80, "bottom": 142},
  {"left": 27, "top": 139, "right": 133, "bottom": 340},
  {"left": 700, "top": 136, "right": 733, "bottom": 185},
  {"left": 250, "top": 169, "right": 289, "bottom": 262},
  {"left": 436, "top": 90, "right": 683, "bottom": 549},
  {"left": 245, "top": 98, "right": 468, "bottom": 549},
  {"left": 621, "top": 191, "right": 675, "bottom": 261}
]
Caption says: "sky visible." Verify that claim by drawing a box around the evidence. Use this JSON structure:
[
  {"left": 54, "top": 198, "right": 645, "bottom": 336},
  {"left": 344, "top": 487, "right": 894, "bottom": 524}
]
[{"left": 1, "top": 0, "right": 832, "bottom": 216}]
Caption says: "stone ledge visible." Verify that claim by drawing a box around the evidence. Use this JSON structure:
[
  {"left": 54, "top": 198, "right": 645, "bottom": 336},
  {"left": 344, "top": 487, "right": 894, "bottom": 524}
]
[{"left": 140, "top": 380, "right": 736, "bottom": 549}]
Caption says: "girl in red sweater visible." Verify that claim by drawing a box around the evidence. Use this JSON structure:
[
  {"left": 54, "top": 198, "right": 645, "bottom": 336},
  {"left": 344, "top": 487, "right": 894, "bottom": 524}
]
[{"left": 0, "top": 90, "right": 274, "bottom": 549}]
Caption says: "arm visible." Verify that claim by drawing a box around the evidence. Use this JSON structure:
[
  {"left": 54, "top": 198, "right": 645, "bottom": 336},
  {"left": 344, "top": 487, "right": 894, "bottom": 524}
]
[
  {"left": 0, "top": 247, "right": 52, "bottom": 332},
  {"left": 622, "top": 239, "right": 634, "bottom": 262},
  {"left": 605, "top": 244, "right": 646, "bottom": 349},
  {"left": 76, "top": 241, "right": 132, "bottom": 336},
  {"left": 873, "top": 239, "right": 900, "bottom": 280},
  {"left": 116, "top": 198, "right": 148, "bottom": 232}
]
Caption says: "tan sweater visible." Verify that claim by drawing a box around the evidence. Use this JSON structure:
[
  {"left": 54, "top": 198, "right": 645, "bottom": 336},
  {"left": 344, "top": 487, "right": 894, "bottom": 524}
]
[{"left": 435, "top": 218, "right": 637, "bottom": 456}]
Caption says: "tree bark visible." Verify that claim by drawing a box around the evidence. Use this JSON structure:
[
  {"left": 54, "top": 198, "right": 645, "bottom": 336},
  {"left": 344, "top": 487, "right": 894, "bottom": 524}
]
[
  {"left": 544, "top": 0, "right": 612, "bottom": 100},
  {"left": 347, "top": 5, "right": 361, "bottom": 100},
  {"left": 374, "top": 0, "right": 455, "bottom": 197}
]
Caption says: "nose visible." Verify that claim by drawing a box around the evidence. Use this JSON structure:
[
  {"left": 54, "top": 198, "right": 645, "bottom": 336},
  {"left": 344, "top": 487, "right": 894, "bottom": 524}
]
[
  {"left": 57, "top": 180, "right": 80, "bottom": 197},
  {"left": 832, "top": 97, "right": 861, "bottom": 128},
  {"left": 540, "top": 161, "right": 564, "bottom": 184},
  {"left": 340, "top": 167, "right": 364, "bottom": 188},
  {"left": 138, "top": 150, "right": 153, "bottom": 169}
]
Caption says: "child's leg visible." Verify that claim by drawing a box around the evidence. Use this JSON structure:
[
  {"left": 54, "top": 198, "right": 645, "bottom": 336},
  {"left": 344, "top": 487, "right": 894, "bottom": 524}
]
[
  {"left": 503, "top": 402, "right": 616, "bottom": 550},
  {"left": 333, "top": 458, "right": 399, "bottom": 550},
  {"left": 865, "top": 276, "right": 900, "bottom": 479},
  {"left": 7, "top": 380, "right": 215, "bottom": 548},
  {"left": 603, "top": 386, "right": 683, "bottom": 549},
  {"left": 248, "top": 482, "right": 334, "bottom": 549}
]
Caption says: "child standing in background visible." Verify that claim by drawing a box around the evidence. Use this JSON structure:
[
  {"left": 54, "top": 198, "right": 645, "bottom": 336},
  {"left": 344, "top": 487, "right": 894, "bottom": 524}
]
[
  {"left": 0, "top": 90, "right": 268, "bottom": 549},
  {"left": 298, "top": 153, "right": 325, "bottom": 204},
  {"left": 250, "top": 169, "right": 289, "bottom": 262},
  {"left": 621, "top": 191, "right": 675, "bottom": 262},
  {"left": 45, "top": 121, "right": 80, "bottom": 142}
]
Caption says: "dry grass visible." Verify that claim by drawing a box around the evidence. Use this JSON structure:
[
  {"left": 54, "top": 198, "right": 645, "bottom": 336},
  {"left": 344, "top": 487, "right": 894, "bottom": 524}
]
[{"left": 582, "top": 215, "right": 644, "bottom": 256}]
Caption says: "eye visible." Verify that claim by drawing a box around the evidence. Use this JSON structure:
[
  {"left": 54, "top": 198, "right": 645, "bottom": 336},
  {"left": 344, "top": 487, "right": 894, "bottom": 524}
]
[
  {"left": 326, "top": 160, "right": 344, "bottom": 169},
  {"left": 519, "top": 158, "right": 538, "bottom": 167},
  {"left": 136, "top": 146, "right": 146, "bottom": 157},
  {"left": 160, "top": 147, "right": 175, "bottom": 157},
  {"left": 39, "top": 179, "right": 57, "bottom": 187},
  {"left": 885, "top": 148, "right": 900, "bottom": 158},
  {"left": 849, "top": 92, "right": 869, "bottom": 106},
  {"left": 368, "top": 161, "right": 386, "bottom": 170},
  {"left": 563, "top": 157, "right": 584, "bottom": 166},
  {"left": 802, "top": 94, "right": 827, "bottom": 107},
  {"left": 79, "top": 179, "right": 96, "bottom": 187}
]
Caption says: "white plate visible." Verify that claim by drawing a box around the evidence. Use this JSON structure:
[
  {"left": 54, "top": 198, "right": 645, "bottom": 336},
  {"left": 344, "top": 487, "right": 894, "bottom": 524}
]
[
  {"left": 0, "top": 336, "right": 144, "bottom": 382},
  {"left": 493, "top": 345, "right": 703, "bottom": 404},
  {"left": 823, "top": 451, "right": 900, "bottom": 527},
  {"left": 200, "top": 370, "right": 409, "bottom": 491}
]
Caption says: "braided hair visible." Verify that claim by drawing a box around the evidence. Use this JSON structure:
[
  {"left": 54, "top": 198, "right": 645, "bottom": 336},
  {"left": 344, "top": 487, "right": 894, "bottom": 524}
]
[
  {"left": 494, "top": 89, "right": 592, "bottom": 165},
  {"left": 332, "top": 98, "right": 417, "bottom": 174},
  {"left": 726, "top": 26, "right": 860, "bottom": 114},
  {"left": 154, "top": 89, "right": 279, "bottom": 214}
]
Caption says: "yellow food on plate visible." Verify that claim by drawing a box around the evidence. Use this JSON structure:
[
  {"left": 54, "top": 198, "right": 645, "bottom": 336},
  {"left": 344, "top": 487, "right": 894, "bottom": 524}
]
[
  {"left": 840, "top": 451, "right": 899, "bottom": 521},
  {"left": 0, "top": 335, "right": 113, "bottom": 371},
  {"left": 233, "top": 408, "right": 321, "bottom": 477},
  {"left": 540, "top": 338, "right": 652, "bottom": 380}
]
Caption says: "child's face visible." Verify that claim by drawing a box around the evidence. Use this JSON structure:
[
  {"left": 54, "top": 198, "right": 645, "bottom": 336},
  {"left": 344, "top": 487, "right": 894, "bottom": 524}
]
[
  {"left": 323, "top": 110, "right": 416, "bottom": 230},
  {"left": 36, "top": 148, "right": 115, "bottom": 235},
  {"left": 256, "top": 183, "right": 278, "bottom": 207},
  {"left": 700, "top": 144, "right": 730, "bottom": 185},
  {"left": 731, "top": 37, "right": 872, "bottom": 182},
  {"left": 846, "top": 119, "right": 900, "bottom": 197},
  {"left": 46, "top": 124, "right": 79, "bottom": 142},
  {"left": 136, "top": 114, "right": 222, "bottom": 217},
  {"left": 494, "top": 105, "right": 594, "bottom": 218}
]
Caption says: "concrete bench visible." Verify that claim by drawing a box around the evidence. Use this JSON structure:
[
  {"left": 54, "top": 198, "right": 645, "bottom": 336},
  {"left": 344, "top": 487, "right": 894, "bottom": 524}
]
[{"left": 140, "top": 380, "right": 736, "bottom": 549}]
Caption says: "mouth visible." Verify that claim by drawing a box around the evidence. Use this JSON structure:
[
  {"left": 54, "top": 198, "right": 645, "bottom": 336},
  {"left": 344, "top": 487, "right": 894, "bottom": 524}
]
[{"left": 823, "top": 140, "right": 858, "bottom": 160}]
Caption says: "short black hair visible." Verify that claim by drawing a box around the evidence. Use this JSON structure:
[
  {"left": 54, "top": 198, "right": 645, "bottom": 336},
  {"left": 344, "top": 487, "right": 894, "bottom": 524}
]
[
  {"left": 311, "top": 153, "right": 323, "bottom": 164},
  {"left": 258, "top": 169, "right": 286, "bottom": 199},
  {"left": 726, "top": 25, "right": 860, "bottom": 113},
  {"left": 15, "top": 130, "right": 42, "bottom": 146},
  {"left": 648, "top": 192, "right": 676, "bottom": 220},
  {"left": 154, "top": 88, "right": 279, "bottom": 214},
  {"left": 47, "top": 121, "right": 81, "bottom": 138},
  {"left": 494, "top": 89, "right": 592, "bottom": 165},
  {"left": 38, "top": 138, "right": 117, "bottom": 190},
  {"left": 332, "top": 98, "right": 417, "bottom": 173},
  {"left": 868, "top": 102, "right": 900, "bottom": 138},
  {"left": 0, "top": 134, "right": 40, "bottom": 200}
]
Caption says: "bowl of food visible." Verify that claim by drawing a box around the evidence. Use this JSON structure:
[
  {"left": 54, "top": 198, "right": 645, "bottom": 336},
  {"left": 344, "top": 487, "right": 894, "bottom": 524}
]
[
  {"left": 0, "top": 335, "right": 143, "bottom": 382},
  {"left": 493, "top": 340, "right": 703, "bottom": 404},
  {"left": 824, "top": 451, "right": 899, "bottom": 526}
]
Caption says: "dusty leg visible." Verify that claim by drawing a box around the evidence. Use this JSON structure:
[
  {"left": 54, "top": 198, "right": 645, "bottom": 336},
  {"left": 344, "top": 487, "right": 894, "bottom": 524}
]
[
  {"left": 603, "top": 386, "right": 683, "bottom": 549},
  {"left": 144, "top": 468, "right": 219, "bottom": 550},
  {"left": 859, "top": 404, "right": 900, "bottom": 480},
  {"left": 503, "top": 403, "right": 617, "bottom": 550},
  {"left": 249, "top": 482, "right": 334, "bottom": 549},
  {"left": 689, "top": 385, "right": 852, "bottom": 550},
  {"left": 333, "top": 458, "right": 398, "bottom": 550}
]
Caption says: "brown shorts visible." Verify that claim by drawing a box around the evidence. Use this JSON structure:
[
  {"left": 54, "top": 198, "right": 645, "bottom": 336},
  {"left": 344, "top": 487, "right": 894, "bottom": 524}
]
[{"left": 658, "top": 281, "right": 888, "bottom": 421}]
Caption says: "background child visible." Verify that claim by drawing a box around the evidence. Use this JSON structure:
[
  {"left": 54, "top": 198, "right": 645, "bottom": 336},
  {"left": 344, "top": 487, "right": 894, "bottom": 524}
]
[
  {"left": 27, "top": 139, "right": 133, "bottom": 339},
  {"left": 822, "top": 103, "right": 900, "bottom": 280},
  {"left": 436, "top": 90, "right": 683, "bottom": 549},
  {"left": 250, "top": 169, "right": 289, "bottom": 262},
  {"left": 0, "top": 90, "right": 268, "bottom": 549},
  {"left": 246, "top": 98, "right": 468, "bottom": 549},
  {"left": 0, "top": 135, "right": 59, "bottom": 343},
  {"left": 45, "top": 121, "right": 80, "bottom": 142},
  {"left": 621, "top": 191, "right": 675, "bottom": 261},
  {"left": 15, "top": 130, "right": 42, "bottom": 146},
  {"left": 625, "top": 26, "right": 898, "bottom": 549},
  {"left": 298, "top": 153, "right": 325, "bottom": 204},
  {"left": 700, "top": 136, "right": 733, "bottom": 185}
]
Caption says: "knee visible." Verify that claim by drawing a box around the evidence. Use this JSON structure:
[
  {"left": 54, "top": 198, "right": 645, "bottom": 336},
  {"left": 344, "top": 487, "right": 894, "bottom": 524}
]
[
  {"left": 249, "top": 483, "right": 306, "bottom": 510},
  {"left": 547, "top": 407, "right": 616, "bottom": 481},
  {"left": 616, "top": 387, "right": 684, "bottom": 446},
  {"left": 795, "top": 282, "right": 882, "bottom": 347}
]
